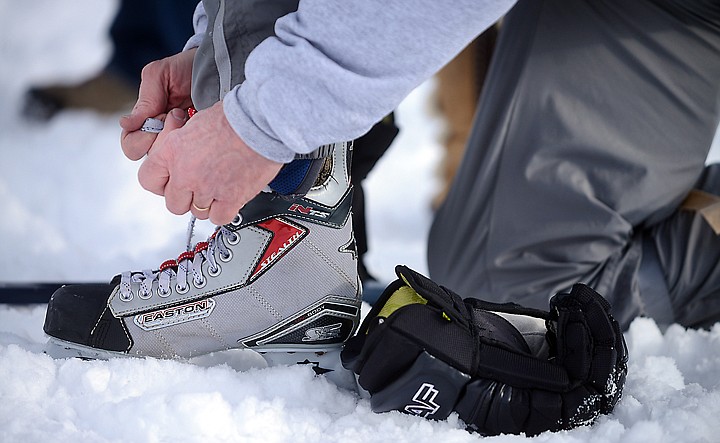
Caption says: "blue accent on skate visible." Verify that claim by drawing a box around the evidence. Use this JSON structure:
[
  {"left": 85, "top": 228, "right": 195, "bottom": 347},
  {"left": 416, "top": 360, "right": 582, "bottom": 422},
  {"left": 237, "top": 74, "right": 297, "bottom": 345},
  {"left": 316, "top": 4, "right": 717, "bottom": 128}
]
[{"left": 269, "top": 159, "right": 312, "bottom": 195}]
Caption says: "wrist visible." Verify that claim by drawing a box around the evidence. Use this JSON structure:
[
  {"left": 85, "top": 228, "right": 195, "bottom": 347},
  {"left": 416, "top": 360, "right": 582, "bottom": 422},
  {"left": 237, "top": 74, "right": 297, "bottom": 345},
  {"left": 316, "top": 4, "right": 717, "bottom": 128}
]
[{"left": 222, "top": 93, "right": 297, "bottom": 164}]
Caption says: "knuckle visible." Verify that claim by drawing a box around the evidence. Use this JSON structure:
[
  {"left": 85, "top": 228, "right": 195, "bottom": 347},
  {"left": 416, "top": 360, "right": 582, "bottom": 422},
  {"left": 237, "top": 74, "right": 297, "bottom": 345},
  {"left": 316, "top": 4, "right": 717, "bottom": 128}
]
[
  {"left": 166, "top": 204, "right": 183, "bottom": 216},
  {"left": 212, "top": 206, "right": 237, "bottom": 226},
  {"left": 139, "top": 176, "right": 154, "bottom": 193},
  {"left": 140, "top": 60, "right": 161, "bottom": 79},
  {"left": 165, "top": 198, "right": 186, "bottom": 215},
  {"left": 133, "top": 97, "right": 154, "bottom": 113}
]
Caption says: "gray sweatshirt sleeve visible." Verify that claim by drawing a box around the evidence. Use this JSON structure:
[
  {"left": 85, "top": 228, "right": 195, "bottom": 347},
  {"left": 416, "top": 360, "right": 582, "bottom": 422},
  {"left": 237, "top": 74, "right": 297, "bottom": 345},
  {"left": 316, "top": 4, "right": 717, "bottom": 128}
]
[{"left": 225, "top": 0, "right": 516, "bottom": 163}]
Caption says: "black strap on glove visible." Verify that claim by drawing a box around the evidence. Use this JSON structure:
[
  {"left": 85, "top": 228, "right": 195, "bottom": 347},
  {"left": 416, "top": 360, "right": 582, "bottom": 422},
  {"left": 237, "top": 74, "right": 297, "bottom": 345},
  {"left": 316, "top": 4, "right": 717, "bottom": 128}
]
[{"left": 341, "top": 266, "right": 628, "bottom": 436}]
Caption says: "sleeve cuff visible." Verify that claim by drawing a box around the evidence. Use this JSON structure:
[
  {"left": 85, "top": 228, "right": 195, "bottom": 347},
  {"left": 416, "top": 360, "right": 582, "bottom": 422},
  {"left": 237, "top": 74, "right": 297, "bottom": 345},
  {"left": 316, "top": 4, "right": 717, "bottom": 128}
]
[
  {"left": 223, "top": 89, "right": 297, "bottom": 164},
  {"left": 183, "top": 2, "right": 207, "bottom": 51},
  {"left": 183, "top": 33, "right": 205, "bottom": 51}
]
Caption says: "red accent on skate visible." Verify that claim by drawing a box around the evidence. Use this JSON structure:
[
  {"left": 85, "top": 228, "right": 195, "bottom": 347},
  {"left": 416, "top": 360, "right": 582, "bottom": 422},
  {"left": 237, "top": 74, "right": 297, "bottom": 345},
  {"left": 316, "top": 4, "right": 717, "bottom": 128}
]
[
  {"left": 187, "top": 107, "right": 197, "bottom": 118},
  {"left": 251, "top": 218, "right": 308, "bottom": 280},
  {"left": 288, "top": 203, "right": 313, "bottom": 214}
]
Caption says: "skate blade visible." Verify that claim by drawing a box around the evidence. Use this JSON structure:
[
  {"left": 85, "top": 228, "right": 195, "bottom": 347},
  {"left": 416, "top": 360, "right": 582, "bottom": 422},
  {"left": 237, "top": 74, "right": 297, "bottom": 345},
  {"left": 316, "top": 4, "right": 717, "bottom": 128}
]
[
  {"left": 257, "top": 348, "right": 359, "bottom": 392},
  {"left": 44, "top": 337, "right": 359, "bottom": 392},
  {"left": 44, "top": 336, "right": 128, "bottom": 360}
]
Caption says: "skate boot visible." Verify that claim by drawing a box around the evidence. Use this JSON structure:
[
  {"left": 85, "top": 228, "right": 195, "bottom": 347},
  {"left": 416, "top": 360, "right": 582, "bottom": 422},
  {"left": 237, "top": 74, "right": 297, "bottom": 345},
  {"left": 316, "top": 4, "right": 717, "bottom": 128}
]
[{"left": 44, "top": 142, "right": 361, "bottom": 387}]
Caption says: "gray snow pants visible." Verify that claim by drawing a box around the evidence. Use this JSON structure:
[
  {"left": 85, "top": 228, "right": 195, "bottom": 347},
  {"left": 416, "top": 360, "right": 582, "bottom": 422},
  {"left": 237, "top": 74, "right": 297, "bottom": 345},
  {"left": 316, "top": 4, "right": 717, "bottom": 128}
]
[{"left": 428, "top": 0, "right": 720, "bottom": 330}]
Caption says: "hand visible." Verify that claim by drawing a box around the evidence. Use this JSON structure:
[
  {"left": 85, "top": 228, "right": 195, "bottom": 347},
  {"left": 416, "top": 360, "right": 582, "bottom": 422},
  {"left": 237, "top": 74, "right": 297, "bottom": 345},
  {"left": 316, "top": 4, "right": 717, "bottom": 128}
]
[
  {"left": 120, "top": 49, "right": 196, "bottom": 161},
  {"left": 137, "top": 102, "right": 284, "bottom": 225}
]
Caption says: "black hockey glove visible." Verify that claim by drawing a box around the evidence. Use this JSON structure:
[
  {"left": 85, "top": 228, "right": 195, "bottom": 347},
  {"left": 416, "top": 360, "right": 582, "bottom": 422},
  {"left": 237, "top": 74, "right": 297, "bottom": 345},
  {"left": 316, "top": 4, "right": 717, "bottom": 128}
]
[{"left": 341, "top": 266, "right": 628, "bottom": 436}]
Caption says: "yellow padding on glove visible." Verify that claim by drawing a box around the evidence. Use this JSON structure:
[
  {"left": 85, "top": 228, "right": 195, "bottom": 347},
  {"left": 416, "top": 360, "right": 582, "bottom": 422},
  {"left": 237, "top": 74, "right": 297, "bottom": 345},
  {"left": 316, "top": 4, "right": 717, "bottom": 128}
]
[{"left": 377, "top": 285, "right": 427, "bottom": 320}]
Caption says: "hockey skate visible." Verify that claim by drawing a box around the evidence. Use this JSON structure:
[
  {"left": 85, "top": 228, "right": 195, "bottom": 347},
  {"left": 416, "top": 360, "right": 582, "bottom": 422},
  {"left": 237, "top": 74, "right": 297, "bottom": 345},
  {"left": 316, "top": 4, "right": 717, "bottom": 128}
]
[{"left": 44, "top": 142, "right": 361, "bottom": 389}]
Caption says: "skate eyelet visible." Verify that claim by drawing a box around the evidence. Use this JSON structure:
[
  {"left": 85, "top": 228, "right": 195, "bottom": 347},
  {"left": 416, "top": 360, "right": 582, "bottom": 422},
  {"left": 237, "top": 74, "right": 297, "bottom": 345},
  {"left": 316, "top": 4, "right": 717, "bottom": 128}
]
[
  {"left": 231, "top": 214, "right": 243, "bottom": 226},
  {"left": 176, "top": 283, "right": 189, "bottom": 294},
  {"left": 157, "top": 286, "right": 171, "bottom": 298},
  {"left": 193, "top": 276, "right": 207, "bottom": 289},
  {"left": 119, "top": 291, "right": 133, "bottom": 302},
  {"left": 227, "top": 232, "right": 240, "bottom": 245},
  {"left": 219, "top": 249, "right": 233, "bottom": 262},
  {"left": 138, "top": 288, "right": 152, "bottom": 300},
  {"left": 208, "top": 264, "right": 221, "bottom": 277}
]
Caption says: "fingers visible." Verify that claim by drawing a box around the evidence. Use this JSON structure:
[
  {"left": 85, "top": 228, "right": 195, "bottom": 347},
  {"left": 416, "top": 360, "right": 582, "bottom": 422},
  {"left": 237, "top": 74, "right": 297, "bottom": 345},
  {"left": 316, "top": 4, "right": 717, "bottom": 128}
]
[
  {"left": 133, "top": 102, "right": 280, "bottom": 226},
  {"left": 120, "top": 112, "right": 152, "bottom": 133},
  {"left": 188, "top": 194, "right": 211, "bottom": 219},
  {"left": 163, "top": 180, "right": 193, "bottom": 216},
  {"left": 120, "top": 102, "right": 166, "bottom": 161},
  {"left": 119, "top": 55, "right": 191, "bottom": 161},
  {"left": 137, "top": 155, "right": 170, "bottom": 196},
  {"left": 121, "top": 125, "right": 161, "bottom": 161},
  {"left": 137, "top": 108, "right": 188, "bottom": 197},
  {"left": 123, "top": 108, "right": 189, "bottom": 160},
  {"left": 207, "top": 200, "right": 243, "bottom": 226},
  {"left": 162, "top": 196, "right": 239, "bottom": 225},
  {"left": 119, "top": 68, "right": 168, "bottom": 156},
  {"left": 163, "top": 108, "right": 188, "bottom": 132},
  {"left": 122, "top": 61, "right": 169, "bottom": 129}
]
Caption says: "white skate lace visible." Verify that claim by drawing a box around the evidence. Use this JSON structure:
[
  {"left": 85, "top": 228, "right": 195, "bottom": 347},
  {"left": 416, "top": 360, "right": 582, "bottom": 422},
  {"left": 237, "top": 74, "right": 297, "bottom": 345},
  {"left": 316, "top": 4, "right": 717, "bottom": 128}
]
[{"left": 117, "top": 215, "right": 241, "bottom": 302}]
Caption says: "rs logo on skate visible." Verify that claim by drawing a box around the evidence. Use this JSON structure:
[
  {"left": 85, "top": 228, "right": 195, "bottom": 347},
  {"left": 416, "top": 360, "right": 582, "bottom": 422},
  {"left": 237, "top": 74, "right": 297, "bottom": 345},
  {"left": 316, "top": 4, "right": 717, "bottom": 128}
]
[
  {"left": 133, "top": 298, "right": 215, "bottom": 331},
  {"left": 288, "top": 203, "right": 329, "bottom": 219}
]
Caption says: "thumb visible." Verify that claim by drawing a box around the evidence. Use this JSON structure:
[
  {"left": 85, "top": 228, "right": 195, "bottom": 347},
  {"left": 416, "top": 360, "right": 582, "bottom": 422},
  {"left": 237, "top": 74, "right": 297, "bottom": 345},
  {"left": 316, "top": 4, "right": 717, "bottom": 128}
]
[
  {"left": 161, "top": 108, "right": 188, "bottom": 133},
  {"left": 121, "top": 99, "right": 165, "bottom": 132}
]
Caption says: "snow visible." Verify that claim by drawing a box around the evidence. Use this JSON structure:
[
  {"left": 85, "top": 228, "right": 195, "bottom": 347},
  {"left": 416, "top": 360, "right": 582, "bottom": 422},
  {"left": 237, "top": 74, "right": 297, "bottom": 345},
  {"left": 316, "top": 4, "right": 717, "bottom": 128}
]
[
  {"left": 2, "top": 306, "right": 720, "bottom": 443},
  {"left": 1, "top": 2, "right": 719, "bottom": 442}
]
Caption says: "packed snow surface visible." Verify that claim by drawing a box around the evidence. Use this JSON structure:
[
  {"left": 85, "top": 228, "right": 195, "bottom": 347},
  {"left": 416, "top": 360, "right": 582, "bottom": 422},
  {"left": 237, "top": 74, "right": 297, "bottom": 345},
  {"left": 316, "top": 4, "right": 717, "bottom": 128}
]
[
  {"left": 2, "top": 307, "right": 719, "bottom": 443},
  {"left": 1, "top": 1, "right": 719, "bottom": 442}
]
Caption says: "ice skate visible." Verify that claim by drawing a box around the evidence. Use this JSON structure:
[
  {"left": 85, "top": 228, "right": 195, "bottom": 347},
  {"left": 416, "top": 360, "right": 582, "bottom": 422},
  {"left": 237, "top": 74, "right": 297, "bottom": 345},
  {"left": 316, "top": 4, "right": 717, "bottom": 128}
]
[{"left": 43, "top": 142, "right": 361, "bottom": 388}]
